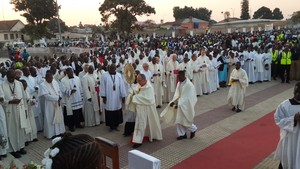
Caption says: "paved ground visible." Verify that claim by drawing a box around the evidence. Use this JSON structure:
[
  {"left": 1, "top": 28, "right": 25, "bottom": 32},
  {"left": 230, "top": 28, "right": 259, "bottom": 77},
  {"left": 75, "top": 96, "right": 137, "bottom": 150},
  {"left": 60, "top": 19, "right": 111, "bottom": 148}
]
[{"left": 0, "top": 57, "right": 294, "bottom": 168}]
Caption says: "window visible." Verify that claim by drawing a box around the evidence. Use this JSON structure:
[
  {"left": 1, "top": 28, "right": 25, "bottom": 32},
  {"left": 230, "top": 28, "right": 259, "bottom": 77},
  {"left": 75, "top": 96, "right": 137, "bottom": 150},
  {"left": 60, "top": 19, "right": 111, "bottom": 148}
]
[
  {"left": 10, "top": 34, "right": 14, "bottom": 39},
  {"left": 16, "top": 34, "right": 19, "bottom": 39},
  {"left": 4, "top": 34, "right": 8, "bottom": 40}
]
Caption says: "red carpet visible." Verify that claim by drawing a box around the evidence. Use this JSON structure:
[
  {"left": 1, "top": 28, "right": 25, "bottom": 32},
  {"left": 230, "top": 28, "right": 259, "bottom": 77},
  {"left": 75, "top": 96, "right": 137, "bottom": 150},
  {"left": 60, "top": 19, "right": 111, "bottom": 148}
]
[{"left": 172, "top": 112, "right": 279, "bottom": 169}]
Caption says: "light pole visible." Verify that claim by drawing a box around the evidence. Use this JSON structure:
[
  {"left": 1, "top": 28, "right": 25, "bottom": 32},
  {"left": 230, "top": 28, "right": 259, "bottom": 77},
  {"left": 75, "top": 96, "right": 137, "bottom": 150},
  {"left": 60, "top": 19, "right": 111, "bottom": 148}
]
[{"left": 55, "top": 0, "right": 62, "bottom": 42}]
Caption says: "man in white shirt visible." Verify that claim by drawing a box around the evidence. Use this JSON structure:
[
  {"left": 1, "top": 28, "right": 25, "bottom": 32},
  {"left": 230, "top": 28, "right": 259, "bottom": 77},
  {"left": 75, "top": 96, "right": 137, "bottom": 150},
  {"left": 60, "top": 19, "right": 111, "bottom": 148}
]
[
  {"left": 61, "top": 68, "right": 84, "bottom": 132},
  {"left": 100, "top": 64, "right": 127, "bottom": 131},
  {"left": 161, "top": 70, "right": 198, "bottom": 140}
]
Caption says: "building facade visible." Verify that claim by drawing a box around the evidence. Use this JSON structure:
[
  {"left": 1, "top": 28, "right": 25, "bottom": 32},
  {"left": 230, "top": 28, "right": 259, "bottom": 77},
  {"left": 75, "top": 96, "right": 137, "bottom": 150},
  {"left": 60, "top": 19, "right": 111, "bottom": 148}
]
[{"left": 0, "top": 20, "right": 29, "bottom": 43}]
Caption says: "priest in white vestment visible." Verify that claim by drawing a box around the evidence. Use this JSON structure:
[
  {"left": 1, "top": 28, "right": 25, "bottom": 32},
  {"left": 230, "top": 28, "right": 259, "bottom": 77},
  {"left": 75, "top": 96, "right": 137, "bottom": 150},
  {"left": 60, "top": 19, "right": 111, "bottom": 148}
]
[
  {"left": 29, "top": 67, "right": 44, "bottom": 132},
  {"left": 178, "top": 57, "right": 192, "bottom": 80},
  {"left": 227, "top": 62, "right": 249, "bottom": 112},
  {"left": 190, "top": 54, "right": 203, "bottom": 96},
  {"left": 149, "top": 57, "right": 164, "bottom": 108},
  {"left": 243, "top": 47, "right": 256, "bottom": 83},
  {"left": 0, "top": 87, "right": 8, "bottom": 159},
  {"left": 100, "top": 64, "right": 127, "bottom": 131},
  {"left": 21, "top": 67, "right": 41, "bottom": 133},
  {"left": 274, "top": 82, "right": 300, "bottom": 169},
  {"left": 82, "top": 65, "right": 100, "bottom": 127},
  {"left": 263, "top": 50, "right": 272, "bottom": 81},
  {"left": 61, "top": 68, "right": 84, "bottom": 131},
  {"left": 140, "top": 63, "right": 152, "bottom": 81},
  {"left": 254, "top": 51, "right": 264, "bottom": 82},
  {"left": 1, "top": 70, "right": 27, "bottom": 158},
  {"left": 166, "top": 54, "right": 179, "bottom": 102},
  {"left": 19, "top": 79, "right": 38, "bottom": 142},
  {"left": 39, "top": 72, "right": 65, "bottom": 139},
  {"left": 198, "top": 49, "right": 211, "bottom": 95},
  {"left": 96, "top": 64, "right": 106, "bottom": 123},
  {"left": 161, "top": 70, "right": 198, "bottom": 140},
  {"left": 129, "top": 74, "right": 163, "bottom": 148}
]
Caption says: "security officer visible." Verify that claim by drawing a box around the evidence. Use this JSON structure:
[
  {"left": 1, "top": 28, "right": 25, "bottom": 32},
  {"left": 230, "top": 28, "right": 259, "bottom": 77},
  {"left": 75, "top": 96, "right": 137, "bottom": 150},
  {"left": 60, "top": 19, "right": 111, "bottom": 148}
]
[{"left": 279, "top": 46, "right": 292, "bottom": 83}]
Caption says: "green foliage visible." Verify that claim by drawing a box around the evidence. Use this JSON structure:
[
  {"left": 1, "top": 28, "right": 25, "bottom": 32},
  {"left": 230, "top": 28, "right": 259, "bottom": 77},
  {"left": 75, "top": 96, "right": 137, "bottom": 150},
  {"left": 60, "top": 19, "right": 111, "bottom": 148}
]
[
  {"left": 99, "top": 0, "right": 155, "bottom": 36},
  {"left": 253, "top": 6, "right": 273, "bottom": 19},
  {"left": 173, "top": 6, "right": 212, "bottom": 21},
  {"left": 47, "top": 18, "right": 69, "bottom": 33},
  {"left": 291, "top": 11, "right": 300, "bottom": 23},
  {"left": 253, "top": 6, "right": 283, "bottom": 20},
  {"left": 10, "top": 0, "right": 58, "bottom": 39},
  {"left": 240, "top": 0, "right": 250, "bottom": 20},
  {"left": 272, "top": 8, "right": 284, "bottom": 20},
  {"left": 21, "top": 23, "right": 54, "bottom": 40}
]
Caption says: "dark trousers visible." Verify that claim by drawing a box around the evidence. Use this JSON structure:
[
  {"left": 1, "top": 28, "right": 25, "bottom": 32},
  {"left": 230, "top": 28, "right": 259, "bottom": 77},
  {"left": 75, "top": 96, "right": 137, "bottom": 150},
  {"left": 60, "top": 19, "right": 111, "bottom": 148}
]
[
  {"left": 63, "top": 107, "right": 84, "bottom": 128},
  {"left": 271, "top": 63, "right": 279, "bottom": 79},
  {"left": 280, "top": 65, "right": 291, "bottom": 83},
  {"left": 105, "top": 109, "right": 123, "bottom": 129}
]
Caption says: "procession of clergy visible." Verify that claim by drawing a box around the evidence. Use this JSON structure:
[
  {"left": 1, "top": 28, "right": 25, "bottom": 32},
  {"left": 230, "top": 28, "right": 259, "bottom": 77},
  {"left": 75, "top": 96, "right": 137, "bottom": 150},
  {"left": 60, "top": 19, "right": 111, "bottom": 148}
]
[{"left": 0, "top": 31, "right": 299, "bottom": 158}]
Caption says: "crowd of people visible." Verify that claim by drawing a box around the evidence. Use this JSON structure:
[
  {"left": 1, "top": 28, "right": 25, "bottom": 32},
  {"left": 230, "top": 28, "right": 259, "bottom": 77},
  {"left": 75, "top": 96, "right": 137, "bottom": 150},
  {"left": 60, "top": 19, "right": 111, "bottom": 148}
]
[{"left": 0, "top": 29, "right": 299, "bottom": 166}]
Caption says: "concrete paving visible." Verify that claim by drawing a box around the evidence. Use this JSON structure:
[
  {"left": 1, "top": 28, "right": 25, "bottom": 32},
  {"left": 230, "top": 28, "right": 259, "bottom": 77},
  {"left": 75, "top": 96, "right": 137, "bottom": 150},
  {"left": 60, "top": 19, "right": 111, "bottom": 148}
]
[{"left": 0, "top": 58, "right": 294, "bottom": 168}]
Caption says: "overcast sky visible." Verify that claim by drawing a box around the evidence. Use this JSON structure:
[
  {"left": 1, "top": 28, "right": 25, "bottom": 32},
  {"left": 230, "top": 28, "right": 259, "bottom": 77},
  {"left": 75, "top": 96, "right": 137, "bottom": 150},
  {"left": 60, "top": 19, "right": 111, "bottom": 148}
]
[{"left": 1, "top": 0, "right": 299, "bottom": 26}]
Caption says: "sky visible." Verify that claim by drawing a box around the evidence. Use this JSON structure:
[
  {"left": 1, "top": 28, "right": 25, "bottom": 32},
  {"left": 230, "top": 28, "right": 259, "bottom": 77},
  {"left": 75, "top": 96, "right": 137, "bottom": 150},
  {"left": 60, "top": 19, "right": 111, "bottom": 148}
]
[{"left": 1, "top": 0, "right": 299, "bottom": 26}]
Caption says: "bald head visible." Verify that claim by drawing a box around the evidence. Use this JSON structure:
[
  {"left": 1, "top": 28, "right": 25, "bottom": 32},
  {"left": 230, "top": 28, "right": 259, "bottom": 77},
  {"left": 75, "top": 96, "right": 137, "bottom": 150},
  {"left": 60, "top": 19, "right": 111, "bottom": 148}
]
[{"left": 142, "top": 63, "right": 149, "bottom": 71}]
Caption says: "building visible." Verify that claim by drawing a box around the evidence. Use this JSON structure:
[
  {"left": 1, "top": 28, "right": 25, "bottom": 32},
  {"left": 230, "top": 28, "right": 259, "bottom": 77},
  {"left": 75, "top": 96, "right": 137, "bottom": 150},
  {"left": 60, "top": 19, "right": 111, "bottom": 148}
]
[
  {"left": 159, "top": 17, "right": 209, "bottom": 35},
  {"left": 0, "top": 20, "right": 29, "bottom": 43},
  {"left": 210, "top": 19, "right": 287, "bottom": 33}
]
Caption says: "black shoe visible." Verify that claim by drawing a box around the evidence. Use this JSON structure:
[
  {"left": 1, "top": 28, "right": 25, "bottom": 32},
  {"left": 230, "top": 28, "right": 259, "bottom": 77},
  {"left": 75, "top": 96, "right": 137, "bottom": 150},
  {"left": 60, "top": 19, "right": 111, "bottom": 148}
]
[
  {"left": 123, "top": 133, "right": 131, "bottom": 137},
  {"left": 25, "top": 141, "right": 30, "bottom": 146},
  {"left": 286, "top": 81, "right": 290, "bottom": 84},
  {"left": 156, "top": 105, "right": 162, "bottom": 108},
  {"left": 32, "top": 138, "right": 38, "bottom": 142},
  {"left": 236, "top": 109, "right": 242, "bottom": 113},
  {"left": 1, "top": 154, "right": 7, "bottom": 158},
  {"left": 76, "top": 125, "right": 84, "bottom": 128},
  {"left": 69, "top": 126, "right": 75, "bottom": 132},
  {"left": 10, "top": 152, "right": 21, "bottom": 158},
  {"left": 132, "top": 143, "right": 142, "bottom": 149},
  {"left": 177, "top": 134, "right": 187, "bottom": 140},
  {"left": 18, "top": 148, "right": 27, "bottom": 155},
  {"left": 190, "top": 131, "right": 196, "bottom": 139},
  {"left": 231, "top": 106, "right": 236, "bottom": 111}
]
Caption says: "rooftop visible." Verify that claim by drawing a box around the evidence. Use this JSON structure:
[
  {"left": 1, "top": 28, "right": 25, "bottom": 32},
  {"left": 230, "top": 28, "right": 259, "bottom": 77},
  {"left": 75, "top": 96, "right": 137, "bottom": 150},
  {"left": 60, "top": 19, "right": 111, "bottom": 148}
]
[{"left": 0, "top": 20, "right": 21, "bottom": 31}]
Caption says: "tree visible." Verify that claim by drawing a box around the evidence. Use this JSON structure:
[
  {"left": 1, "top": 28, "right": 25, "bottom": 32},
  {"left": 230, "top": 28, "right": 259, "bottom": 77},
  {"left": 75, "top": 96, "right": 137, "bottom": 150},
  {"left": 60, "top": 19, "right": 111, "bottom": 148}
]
[
  {"left": 99, "top": 0, "right": 155, "bottom": 36},
  {"left": 173, "top": 6, "right": 212, "bottom": 21},
  {"left": 291, "top": 11, "right": 300, "bottom": 23},
  {"left": 10, "top": 0, "right": 58, "bottom": 39},
  {"left": 272, "top": 8, "right": 284, "bottom": 20},
  {"left": 240, "top": 0, "right": 250, "bottom": 20},
  {"left": 253, "top": 6, "right": 273, "bottom": 19},
  {"left": 47, "top": 18, "right": 69, "bottom": 33}
]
